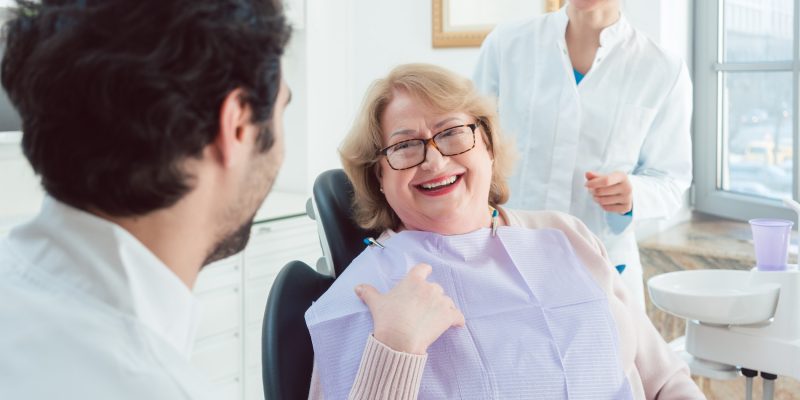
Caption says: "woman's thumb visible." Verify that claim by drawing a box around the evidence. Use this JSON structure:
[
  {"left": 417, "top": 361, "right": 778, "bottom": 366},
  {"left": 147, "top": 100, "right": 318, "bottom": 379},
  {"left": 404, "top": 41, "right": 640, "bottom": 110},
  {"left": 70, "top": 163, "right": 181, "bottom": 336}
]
[{"left": 354, "top": 284, "right": 380, "bottom": 306}]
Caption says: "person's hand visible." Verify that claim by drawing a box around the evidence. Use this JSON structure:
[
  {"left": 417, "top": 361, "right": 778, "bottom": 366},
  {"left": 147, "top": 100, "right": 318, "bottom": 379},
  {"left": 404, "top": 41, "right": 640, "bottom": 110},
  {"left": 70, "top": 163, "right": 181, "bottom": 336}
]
[
  {"left": 585, "top": 171, "right": 633, "bottom": 214},
  {"left": 354, "top": 263, "right": 465, "bottom": 355}
]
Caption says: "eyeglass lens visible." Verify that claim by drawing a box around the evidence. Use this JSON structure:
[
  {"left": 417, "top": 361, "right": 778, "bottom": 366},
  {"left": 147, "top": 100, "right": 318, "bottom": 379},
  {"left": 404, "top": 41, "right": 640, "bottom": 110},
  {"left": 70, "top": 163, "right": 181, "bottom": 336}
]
[{"left": 385, "top": 124, "right": 475, "bottom": 170}]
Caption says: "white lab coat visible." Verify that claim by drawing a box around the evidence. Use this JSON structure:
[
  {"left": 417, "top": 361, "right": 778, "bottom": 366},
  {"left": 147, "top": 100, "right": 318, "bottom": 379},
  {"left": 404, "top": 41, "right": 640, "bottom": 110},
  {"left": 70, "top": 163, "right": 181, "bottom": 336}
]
[
  {"left": 0, "top": 199, "right": 212, "bottom": 399},
  {"left": 473, "top": 7, "right": 692, "bottom": 307}
]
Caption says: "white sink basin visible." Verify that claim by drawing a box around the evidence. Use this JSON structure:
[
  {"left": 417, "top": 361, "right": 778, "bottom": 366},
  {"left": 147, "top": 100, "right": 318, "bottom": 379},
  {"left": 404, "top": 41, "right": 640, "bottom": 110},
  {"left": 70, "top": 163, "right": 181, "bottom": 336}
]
[{"left": 648, "top": 270, "right": 780, "bottom": 325}]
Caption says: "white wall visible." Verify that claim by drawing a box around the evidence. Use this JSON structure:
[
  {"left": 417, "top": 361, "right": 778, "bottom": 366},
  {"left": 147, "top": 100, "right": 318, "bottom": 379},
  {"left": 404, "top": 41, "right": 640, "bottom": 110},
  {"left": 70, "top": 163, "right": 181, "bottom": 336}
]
[
  {"left": 0, "top": 0, "right": 696, "bottom": 231},
  {"left": 349, "top": 1, "right": 480, "bottom": 108},
  {"left": 0, "top": 132, "right": 43, "bottom": 227},
  {"left": 275, "top": 30, "right": 310, "bottom": 193},
  {"left": 624, "top": 0, "right": 693, "bottom": 68},
  {"left": 277, "top": 0, "right": 694, "bottom": 196},
  {"left": 275, "top": 0, "right": 484, "bottom": 194},
  {"left": 274, "top": 0, "right": 696, "bottom": 239}
]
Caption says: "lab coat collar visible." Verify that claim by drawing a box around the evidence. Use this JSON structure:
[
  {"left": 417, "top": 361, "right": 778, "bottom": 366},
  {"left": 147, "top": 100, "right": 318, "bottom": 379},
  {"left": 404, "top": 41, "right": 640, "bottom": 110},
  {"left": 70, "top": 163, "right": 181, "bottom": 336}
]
[
  {"left": 8, "top": 197, "right": 200, "bottom": 357},
  {"left": 554, "top": 5, "right": 631, "bottom": 50},
  {"left": 598, "top": 12, "right": 631, "bottom": 48}
]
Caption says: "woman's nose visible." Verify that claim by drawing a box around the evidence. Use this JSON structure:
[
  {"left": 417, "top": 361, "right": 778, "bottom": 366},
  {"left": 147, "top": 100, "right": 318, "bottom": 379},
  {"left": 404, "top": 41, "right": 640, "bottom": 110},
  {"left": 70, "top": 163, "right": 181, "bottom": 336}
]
[{"left": 420, "top": 141, "right": 446, "bottom": 171}]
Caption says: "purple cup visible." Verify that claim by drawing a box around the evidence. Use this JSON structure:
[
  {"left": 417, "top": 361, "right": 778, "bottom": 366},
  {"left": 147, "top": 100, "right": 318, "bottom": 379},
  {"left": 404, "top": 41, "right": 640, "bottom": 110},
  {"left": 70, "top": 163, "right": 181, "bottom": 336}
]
[{"left": 749, "top": 218, "right": 793, "bottom": 271}]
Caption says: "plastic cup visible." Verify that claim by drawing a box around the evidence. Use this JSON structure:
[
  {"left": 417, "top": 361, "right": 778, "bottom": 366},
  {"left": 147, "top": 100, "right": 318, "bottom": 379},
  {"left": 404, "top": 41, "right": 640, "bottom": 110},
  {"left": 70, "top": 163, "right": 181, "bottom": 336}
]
[{"left": 749, "top": 218, "right": 793, "bottom": 271}]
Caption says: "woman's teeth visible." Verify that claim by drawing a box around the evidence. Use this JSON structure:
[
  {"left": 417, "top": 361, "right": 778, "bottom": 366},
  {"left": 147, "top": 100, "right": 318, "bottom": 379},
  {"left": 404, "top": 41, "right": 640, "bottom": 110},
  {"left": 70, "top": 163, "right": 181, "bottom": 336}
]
[{"left": 421, "top": 175, "right": 457, "bottom": 189}]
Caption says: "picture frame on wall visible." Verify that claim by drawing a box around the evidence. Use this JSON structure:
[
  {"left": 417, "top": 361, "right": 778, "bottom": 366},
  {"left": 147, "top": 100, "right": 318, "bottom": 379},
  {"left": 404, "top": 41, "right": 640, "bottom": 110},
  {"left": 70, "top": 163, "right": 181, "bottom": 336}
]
[{"left": 432, "top": 0, "right": 564, "bottom": 48}]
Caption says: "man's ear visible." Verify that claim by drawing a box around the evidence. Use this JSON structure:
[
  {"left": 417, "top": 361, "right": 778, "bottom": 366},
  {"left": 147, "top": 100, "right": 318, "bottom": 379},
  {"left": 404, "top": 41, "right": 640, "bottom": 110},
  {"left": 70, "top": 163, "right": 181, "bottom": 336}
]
[{"left": 214, "top": 88, "right": 251, "bottom": 168}]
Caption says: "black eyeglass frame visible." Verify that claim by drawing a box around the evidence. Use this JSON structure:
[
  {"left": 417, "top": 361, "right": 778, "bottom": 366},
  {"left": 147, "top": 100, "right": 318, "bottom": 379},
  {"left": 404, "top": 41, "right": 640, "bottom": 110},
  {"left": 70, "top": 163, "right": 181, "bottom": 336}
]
[{"left": 377, "top": 123, "right": 479, "bottom": 171}]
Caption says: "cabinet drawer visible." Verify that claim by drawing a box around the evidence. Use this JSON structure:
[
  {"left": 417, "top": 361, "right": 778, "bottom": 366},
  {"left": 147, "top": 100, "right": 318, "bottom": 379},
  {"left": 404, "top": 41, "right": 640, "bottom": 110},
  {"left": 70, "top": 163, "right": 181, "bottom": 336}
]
[
  {"left": 245, "top": 252, "right": 291, "bottom": 280},
  {"left": 209, "top": 376, "right": 242, "bottom": 400},
  {"left": 245, "top": 245, "right": 322, "bottom": 280},
  {"left": 191, "top": 333, "right": 241, "bottom": 382},
  {"left": 196, "top": 285, "right": 241, "bottom": 340},
  {"left": 247, "top": 232, "right": 318, "bottom": 257},
  {"left": 246, "top": 366, "right": 265, "bottom": 400},
  {"left": 246, "top": 219, "right": 320, "bottom": 260},
  {"left": 245, "top": 324, "right": 263, "bottom": 369},
  {"left": 245, "top": 276, "right": 277, "bottom": 325},
  {"left": 195, "top": 258, "right": 241, "bottom": 294}
]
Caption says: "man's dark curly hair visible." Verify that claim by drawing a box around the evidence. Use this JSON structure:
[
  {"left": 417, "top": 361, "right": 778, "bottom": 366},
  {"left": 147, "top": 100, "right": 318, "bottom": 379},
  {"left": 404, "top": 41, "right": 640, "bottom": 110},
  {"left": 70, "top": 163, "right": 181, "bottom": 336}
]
[{"left": 1, "top": 0, "right": 291, "bottom": 216}]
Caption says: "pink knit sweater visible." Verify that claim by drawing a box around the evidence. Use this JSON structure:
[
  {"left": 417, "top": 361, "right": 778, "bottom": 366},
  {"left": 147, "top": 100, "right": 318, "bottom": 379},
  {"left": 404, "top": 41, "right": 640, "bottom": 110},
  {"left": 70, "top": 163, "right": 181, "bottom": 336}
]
[{"left": 309, "top": 209, "right": 705, "bottom": 399}]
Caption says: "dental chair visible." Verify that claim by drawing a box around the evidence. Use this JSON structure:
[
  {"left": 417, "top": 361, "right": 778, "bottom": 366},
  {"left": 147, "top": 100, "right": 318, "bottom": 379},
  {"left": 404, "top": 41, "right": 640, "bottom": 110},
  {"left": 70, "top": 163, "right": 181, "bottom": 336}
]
[
  {"left": 309, "top": 169, "right": 382, "bottom": 277},
  {"left": 261, "top": 169, "right": 378, "bottom": 400},
  {"left": 262, "top": 260, "right": 333, "bottom": 400}
]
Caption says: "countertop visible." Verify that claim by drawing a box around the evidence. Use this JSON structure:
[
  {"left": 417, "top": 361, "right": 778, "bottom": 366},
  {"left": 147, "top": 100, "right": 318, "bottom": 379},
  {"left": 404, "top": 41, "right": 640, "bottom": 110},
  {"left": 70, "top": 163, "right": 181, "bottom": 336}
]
[{"left": 639, "top": 211, "right": 798, "bottom": 267}]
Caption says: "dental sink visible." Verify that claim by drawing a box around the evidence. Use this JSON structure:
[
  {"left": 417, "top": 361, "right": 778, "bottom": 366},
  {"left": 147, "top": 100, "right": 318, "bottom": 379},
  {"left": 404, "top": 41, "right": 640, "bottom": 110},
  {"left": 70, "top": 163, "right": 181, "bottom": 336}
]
[
  {"left": 648, "top": 270, "right": 780, "bottom": 325},
  {"left": 647, "top": 268, "right": 800, "bottom": 381}
]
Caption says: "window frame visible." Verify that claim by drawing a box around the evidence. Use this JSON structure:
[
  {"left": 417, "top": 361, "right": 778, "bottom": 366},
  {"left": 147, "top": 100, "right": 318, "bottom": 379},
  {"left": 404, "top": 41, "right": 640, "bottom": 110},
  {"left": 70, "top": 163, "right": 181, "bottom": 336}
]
[{"left": 693, "top": 0, "right": 799, "bottom": 222}]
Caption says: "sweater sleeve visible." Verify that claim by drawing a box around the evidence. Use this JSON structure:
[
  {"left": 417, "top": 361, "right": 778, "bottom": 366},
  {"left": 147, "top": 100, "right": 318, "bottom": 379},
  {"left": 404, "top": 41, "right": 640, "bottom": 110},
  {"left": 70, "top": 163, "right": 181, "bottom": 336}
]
[
  {"left": 633, "top": 310, "right": 706, "bottom": 399},
  {"left": 591, "top": 224, "right": 704, "bottom": 398},
  {"left": 308, "top": 334, "right": 428, "bottom": 400}
]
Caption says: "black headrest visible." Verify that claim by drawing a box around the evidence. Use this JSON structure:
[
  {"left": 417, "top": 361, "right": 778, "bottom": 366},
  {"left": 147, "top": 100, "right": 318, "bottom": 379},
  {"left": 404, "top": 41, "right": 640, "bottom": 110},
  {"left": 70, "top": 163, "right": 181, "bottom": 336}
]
[{"left": 312, "top": 169, "right": 381, "bottom": 277}]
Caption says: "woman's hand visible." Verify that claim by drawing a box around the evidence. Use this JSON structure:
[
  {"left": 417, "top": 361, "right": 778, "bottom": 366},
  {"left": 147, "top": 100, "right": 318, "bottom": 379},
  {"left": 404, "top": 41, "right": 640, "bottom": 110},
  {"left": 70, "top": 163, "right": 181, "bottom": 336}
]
[
  {"left": 354, "top": 263, "right": 465, "bottom": 355},
  {"left": 585, "top": 171, "right": 633, "bottom": 214}
]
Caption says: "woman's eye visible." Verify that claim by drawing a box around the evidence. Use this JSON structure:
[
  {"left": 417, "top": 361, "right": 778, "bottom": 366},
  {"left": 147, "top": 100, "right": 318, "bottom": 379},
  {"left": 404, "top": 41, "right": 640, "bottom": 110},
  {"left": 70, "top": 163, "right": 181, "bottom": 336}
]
[
  {"left": 393, "top": 141, "right": 413, "bottom": 151},
  {"left": 441, "top": 127, "right": 465, "bottom": 138}
]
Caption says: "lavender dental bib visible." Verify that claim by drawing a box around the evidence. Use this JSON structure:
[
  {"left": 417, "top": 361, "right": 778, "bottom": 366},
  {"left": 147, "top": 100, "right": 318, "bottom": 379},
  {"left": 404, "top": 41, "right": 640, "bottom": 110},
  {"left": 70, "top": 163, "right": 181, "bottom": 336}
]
[{"left": 305, "top": 227, "right": 633, "bottom": 399}]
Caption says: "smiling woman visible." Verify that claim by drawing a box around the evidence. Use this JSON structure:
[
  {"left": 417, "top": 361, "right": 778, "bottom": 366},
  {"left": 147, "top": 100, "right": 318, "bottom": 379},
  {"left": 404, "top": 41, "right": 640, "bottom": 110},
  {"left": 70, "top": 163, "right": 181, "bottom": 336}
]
[
  {"left": 340, "top": 63, "right": 516, "bottom": 234},
  {"left": 378, "top": 96, "right": 494, "bottom": 234},
  {"left": 304, "top": 64, "right": 704, "bottom": 399}
]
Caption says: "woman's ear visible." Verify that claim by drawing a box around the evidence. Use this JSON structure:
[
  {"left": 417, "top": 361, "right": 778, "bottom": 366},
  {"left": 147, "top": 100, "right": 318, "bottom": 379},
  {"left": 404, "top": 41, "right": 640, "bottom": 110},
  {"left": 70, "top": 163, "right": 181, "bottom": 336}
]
[
  {"left": 372, "top": 162, "right": 385, "bottom": 194},
  {"left": 478, "top": 118, "right": 494, "bottom": 154}
]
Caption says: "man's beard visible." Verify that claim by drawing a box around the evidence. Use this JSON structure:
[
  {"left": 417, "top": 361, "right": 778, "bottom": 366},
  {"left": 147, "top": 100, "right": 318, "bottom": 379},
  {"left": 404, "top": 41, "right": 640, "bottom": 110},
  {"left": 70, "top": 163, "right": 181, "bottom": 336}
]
[
  {"left": 202, "top": 123, "right": 281, "bottom": 267},
  {"left": 202, "top": 215, "right": 255, "bottom": 267}
]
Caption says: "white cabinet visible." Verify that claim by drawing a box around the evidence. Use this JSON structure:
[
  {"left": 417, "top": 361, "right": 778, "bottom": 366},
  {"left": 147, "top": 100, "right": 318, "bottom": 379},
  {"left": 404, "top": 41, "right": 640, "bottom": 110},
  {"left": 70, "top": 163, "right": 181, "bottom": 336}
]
[{"left": 191, "top": 212, "right": 322, "bottom": 400}]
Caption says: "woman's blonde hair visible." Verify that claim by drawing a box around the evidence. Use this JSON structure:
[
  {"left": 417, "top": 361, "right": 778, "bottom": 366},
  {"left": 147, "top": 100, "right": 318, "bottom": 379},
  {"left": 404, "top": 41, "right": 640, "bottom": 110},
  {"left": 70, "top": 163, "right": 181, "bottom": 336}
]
[{"left": 340, "top": 63, "right": 516, "bottom": 232}]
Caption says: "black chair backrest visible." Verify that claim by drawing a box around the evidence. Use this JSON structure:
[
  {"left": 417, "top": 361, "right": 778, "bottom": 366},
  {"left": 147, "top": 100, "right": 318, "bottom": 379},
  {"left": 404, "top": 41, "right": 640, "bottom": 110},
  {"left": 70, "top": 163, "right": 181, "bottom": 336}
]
[
  {"left": 262, "top": 260, "right": 334, "bottom": 400},
  {"left": 312, "top": 169, "right": 381, "bottom": 277}
]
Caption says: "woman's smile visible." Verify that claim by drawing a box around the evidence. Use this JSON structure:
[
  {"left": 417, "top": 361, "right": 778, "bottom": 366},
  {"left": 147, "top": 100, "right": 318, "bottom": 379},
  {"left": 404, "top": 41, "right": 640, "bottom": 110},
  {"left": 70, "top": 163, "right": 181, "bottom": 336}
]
[{"left": 414, "top": 173, "right": 463, "bottom": 196}]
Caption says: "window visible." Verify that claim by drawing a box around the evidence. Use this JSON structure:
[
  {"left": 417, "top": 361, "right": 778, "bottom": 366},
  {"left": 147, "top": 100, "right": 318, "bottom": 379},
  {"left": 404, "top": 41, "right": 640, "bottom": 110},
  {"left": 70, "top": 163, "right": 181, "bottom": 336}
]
[{"left": 694, "top": 0, "right": 798, "bottom": 221}]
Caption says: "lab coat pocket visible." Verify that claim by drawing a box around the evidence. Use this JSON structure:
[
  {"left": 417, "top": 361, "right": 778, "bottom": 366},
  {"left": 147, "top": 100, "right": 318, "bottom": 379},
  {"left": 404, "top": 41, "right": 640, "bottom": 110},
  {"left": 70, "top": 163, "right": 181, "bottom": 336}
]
[{"left": 604, "top": 104, "right": 657, "bottom": 171}]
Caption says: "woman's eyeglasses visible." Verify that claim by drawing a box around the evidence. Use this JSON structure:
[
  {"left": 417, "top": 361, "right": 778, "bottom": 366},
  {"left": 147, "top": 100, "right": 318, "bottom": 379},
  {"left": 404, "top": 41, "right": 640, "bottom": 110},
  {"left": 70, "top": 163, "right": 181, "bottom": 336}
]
[{"left": 378, "top": 123, "right": 478, "bottom": 170}]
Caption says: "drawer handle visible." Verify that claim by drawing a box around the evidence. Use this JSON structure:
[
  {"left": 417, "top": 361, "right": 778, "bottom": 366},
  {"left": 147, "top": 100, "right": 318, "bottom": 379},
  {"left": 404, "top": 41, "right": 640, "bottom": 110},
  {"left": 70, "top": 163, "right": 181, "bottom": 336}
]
[{"left": 254, "top": 226, "right": 272, "bottom": 234}]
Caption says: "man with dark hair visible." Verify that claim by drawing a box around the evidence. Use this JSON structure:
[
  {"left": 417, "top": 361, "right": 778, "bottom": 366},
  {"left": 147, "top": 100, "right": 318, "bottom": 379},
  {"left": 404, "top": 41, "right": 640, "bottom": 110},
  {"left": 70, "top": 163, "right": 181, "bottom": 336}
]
[
  {"left": 0, "top": 1, "right": 471, "bottom": 399},
  {"left": 0, "top": 0, "right": 290, "bottom": 397}
]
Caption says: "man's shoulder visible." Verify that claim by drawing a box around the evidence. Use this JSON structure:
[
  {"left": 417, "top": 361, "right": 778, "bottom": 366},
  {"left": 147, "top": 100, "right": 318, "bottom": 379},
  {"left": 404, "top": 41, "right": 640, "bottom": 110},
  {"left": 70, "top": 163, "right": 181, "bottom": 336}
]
[
  {"left": 0, "top": 306, "right": 202, "bottom": 399},
  {"left": 0, "top": 261, "right": 205, "bottom": 399}
]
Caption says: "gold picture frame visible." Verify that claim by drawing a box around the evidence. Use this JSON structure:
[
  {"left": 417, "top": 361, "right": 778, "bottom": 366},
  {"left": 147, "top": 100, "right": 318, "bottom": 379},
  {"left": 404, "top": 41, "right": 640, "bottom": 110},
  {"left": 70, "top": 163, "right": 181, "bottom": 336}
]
[{"left": 432, "top": 0, "right": 564, "bottom": 48}]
